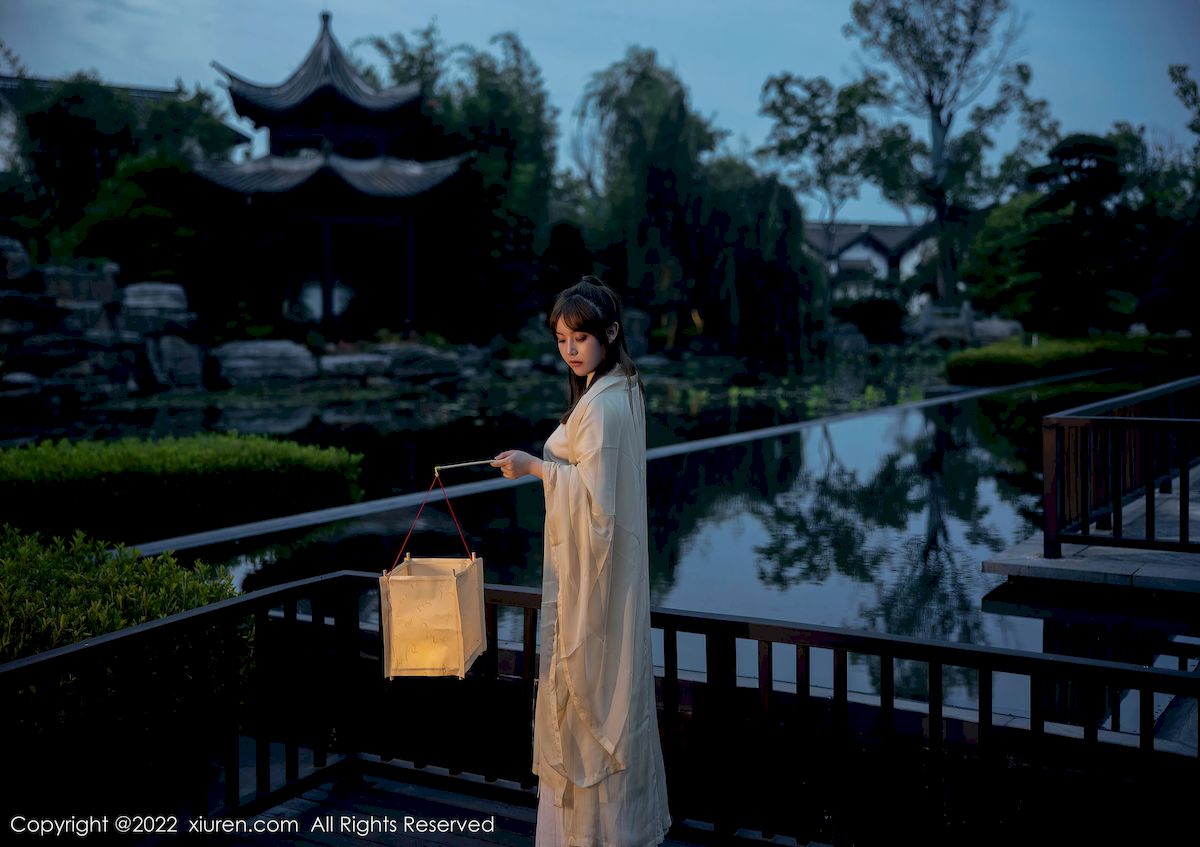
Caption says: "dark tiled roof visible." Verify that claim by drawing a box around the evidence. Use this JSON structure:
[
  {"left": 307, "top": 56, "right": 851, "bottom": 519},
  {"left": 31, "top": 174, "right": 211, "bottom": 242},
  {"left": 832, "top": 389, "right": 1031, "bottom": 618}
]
[
  {"left": 212, "top": 12, "right": 419, "bottom": 117},
  {"left": 0, "top": 74, "right": 251, "bottom": 148},
  {"left": 803, "top": 221, "right": 933, "bottom": 259},
  {"left": 194, "top": 152, "right": 466, "bottom": 197}
]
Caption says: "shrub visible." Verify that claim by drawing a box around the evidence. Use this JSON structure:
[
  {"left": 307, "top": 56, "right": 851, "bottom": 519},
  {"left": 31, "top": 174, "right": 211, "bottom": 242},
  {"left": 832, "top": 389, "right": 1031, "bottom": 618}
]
[
  {"left": 0, "top": 524, "right": 236, "bottom": 662},
  {"left": 0, "top": 433, "right": 363, "bottom": 543},
  {"left": 945, "top": 335, "right": 1196, "bottom": 386},
  {"left": 833, "top": 298, "right": 909, "bottom": 345}
]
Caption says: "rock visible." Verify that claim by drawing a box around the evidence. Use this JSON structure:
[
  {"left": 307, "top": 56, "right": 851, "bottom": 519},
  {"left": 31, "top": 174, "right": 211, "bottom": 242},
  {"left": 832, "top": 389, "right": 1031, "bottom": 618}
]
[
  {"left": 146, "top": 336, "right": 204, "bottom": 387},
  {"left": 0, "top": 372, "right": 41, "bottom": 399},
  {"left": 0, "top": 237, "right": 32, "bottom": 282},
  {"left": 121, "top": 282, "right": 189, "bottom": 311},
  {"left": 61, "top": 301, "right": 112, "bottom": 333},
  {"left": 622, "top": 307, "right": 651, "bottom": 358},
  {"left": 973, "top": 316, "right": 1023, "bottom": 343},
  {"left": 116, "top": 282, "right": 196, "bottom": 334},
  {"left": 375, "top": 343, "right": 463, "bottom": 381},
  {"left": 319, "top": 353, "right": 391, "bottom": 378},
  {"left": 43, "top": 262, "right": 118, "bottom": 303},
  {"left": 499, "top": 359, "right": 533, "bottom": 378},
  {"left": 829, "top": 324, "right": 868, "bottom": 353},
  {"left": 208, "top": 340, "right": 318, "bottom": 386}
]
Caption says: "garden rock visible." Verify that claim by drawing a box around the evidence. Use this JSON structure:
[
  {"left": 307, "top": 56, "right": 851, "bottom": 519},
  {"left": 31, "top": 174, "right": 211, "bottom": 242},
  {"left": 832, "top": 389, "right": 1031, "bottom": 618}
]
[
  {"left": 146, "top": 336, "right": 203, "bottom": 387},
  {"left": 499, "top": 359, "right": 533, "bottom": 378},
  {"left": 376, "top": 343, "right": 462, "bottom": 381},
  {"left": 0, "top": 237, "right": 32, "bottom": 282},
  {"left": 116, "top": 282, "right": 196, "bottom": 334},
  {"left": 973, "top": 316, "right": 1023, "bottom": 343},
  {"left": 319, "top": 353, "right": 391, "bottom": 378},
  {"left": 209, "top": 340, "right": 318, "bottom": 386},
  {"left": 0, "top": 372, "right": 41, "bottom": 399}
]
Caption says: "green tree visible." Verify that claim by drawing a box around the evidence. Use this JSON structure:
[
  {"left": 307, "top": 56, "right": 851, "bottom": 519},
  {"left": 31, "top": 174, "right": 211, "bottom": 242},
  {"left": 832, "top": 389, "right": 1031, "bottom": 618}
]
[
  {"left": 758, "top": 71, "right": 887, "bottom": 254},
  {"left": 844, "top": 0, "right": 1057, "bottom": 301},
  {"left": 0, "top": 72, "right": 237, "bottom": 266},
  {"left": 964, "top": 125, "right": 1193, "bottom": 334},
  {"left": 365, "top": 24, "right": 558, "bottom": 331},
  {"left": 573, "top": 47, "right": 724, "bottom": 334}
]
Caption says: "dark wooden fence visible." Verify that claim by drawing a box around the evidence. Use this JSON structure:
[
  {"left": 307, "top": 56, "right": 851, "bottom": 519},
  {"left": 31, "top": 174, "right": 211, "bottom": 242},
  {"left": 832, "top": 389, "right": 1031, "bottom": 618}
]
[
  {"left": 3, "top": 571, "right": 1197, "bottom": 843},
  {"left": 1043, "top": 375, "right": 1200, "bottom": 558}
]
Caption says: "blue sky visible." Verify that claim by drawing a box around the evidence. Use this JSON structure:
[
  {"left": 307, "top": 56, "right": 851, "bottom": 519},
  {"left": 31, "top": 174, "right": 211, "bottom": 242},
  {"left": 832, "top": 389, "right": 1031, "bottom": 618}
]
[{"left": 3, "top": 0, "right": 1198, "bottom": 223}]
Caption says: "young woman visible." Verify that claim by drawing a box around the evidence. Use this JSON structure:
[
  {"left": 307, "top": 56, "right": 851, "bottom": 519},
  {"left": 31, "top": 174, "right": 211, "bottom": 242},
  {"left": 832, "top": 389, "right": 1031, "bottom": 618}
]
[{"left": 492, "top": 277, "right": 671, "bottom": 846}]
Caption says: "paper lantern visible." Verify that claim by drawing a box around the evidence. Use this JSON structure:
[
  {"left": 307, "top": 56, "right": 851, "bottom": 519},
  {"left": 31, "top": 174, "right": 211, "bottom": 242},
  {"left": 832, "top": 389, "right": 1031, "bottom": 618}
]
[{"left": 379, "top": 553, "right": 487, "bottom": 679}]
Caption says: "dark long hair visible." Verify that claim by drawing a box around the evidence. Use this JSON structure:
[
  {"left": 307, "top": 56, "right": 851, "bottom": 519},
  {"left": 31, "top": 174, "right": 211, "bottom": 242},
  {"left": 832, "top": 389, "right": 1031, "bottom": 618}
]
[{"left": 547, "top": 276, "right": 643, "bottom": 425}]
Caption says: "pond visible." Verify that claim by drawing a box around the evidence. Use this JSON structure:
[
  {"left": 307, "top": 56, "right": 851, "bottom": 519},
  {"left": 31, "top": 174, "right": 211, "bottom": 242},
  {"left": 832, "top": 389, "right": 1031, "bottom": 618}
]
[
  {"left": 157, "top": 369, "right": 1182, "bottom": 726},
  {"left": 14, "top": 353, "right": 1186, "bottom": 727}
]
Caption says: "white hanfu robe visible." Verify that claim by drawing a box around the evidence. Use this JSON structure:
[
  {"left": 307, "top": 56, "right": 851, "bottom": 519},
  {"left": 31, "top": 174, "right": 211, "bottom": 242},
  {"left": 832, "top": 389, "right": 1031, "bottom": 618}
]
[{"left": 533, "top": 368, "right": 672, "bottom": 847}]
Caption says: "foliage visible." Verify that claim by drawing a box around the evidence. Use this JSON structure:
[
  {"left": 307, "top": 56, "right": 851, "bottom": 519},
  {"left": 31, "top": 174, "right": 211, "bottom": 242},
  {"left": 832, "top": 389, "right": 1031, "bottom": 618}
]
[
  {"left": 565, "top": 47, "right": 822, "bottom": 368},
  {"left": 574, "top": 46, "right": 723, "bottom": 285},
  {"left": 964, "top": 114, "right": 1199, "bottom": 334},
  {"left": 1169, "top": 64, "right": 1200, "bottom": 162},
  {"left": 0, "top": 434, "right": 363, "bottom": 543},
  {"left": 944, "top": 335, "right": 1196, "bottom": 385},
  {"left": 759, "top": 71, "right": 887, "bottom": 227},
  {"left": 364, "top": 24, "right": 558, "bottom": 332},
  {"left": 0, "top": 524, "right": 236, "bottom": 662},
  {"left": 0, "top": 71, "right": 239, "bottom": 268},
  {"left": 844, "top": 0, "right": 1059, "bottom": 299},
  {"left": 833, "top": 297, "right": 909, "bottom": 345}
]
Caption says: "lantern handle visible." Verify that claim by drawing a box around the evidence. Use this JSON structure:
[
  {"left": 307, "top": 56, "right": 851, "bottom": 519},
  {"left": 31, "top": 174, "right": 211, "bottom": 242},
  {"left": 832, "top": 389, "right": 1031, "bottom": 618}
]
[
  {"left": 434, "top": 459, "right": 496, "bottom": 474},
  {"left": 387, "top": 473, "right": 473, "bottom": 574}
]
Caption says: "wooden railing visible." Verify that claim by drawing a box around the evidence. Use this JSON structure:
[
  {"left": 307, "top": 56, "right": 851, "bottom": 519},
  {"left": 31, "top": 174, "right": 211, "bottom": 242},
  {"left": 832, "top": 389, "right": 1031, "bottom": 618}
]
[
  {"left": 3, "top": 571, "right": 1197, "bottom": 842},
  {"left": 1043, "top": 375, "right": 1200, "bottom": 558}
]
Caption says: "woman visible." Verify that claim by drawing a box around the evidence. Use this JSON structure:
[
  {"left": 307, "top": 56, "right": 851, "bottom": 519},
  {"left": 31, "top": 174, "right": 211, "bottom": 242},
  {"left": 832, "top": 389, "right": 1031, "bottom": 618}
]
[{"left": 492, "top": 277, "right": 671, "bottom": 846}]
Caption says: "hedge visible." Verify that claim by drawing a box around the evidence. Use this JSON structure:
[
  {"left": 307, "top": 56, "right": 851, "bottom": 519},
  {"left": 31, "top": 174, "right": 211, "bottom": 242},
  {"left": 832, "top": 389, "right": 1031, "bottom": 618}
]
[
  {"left": 0, "top": 524, "right": 236, "bottom": 663},
  {"left": 0, "top": 433, "right": 363, "bottom": 543},
  {"left": 945, "top": 335, "right": 1196, "bottom": 386}
]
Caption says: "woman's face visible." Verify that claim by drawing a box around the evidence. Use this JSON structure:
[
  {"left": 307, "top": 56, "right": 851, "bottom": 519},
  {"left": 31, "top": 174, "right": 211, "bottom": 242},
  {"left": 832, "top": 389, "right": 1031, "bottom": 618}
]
[{"left": 555, "top": 317, "right": 607, "bottom": 379}]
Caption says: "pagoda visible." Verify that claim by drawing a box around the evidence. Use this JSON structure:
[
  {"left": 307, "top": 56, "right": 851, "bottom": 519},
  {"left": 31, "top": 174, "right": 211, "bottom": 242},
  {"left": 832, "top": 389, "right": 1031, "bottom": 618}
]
[{"left": 196, "top": 12, "right": 466, "bottom": 334}]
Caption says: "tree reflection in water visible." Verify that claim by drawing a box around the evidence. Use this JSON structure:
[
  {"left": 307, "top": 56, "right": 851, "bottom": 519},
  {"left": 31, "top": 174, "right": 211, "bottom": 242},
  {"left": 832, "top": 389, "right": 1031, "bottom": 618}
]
[{"left": 746, "top": 403, "right": 1019, "bottom": 700}]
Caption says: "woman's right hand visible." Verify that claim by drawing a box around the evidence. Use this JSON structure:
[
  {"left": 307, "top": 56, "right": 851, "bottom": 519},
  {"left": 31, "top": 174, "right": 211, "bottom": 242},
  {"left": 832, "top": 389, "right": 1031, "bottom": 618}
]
[{"left": 491, "top": 450, "right": 540, "bottom": 480}]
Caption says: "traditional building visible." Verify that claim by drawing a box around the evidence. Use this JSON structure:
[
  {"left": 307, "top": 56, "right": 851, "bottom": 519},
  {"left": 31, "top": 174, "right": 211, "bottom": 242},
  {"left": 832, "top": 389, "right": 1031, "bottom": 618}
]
[
  {"left": 803, "top": 221, "right": 934, "bottom": 302},
  {"left": 195, "top": 12, "right": 466, "bottom": 335}
]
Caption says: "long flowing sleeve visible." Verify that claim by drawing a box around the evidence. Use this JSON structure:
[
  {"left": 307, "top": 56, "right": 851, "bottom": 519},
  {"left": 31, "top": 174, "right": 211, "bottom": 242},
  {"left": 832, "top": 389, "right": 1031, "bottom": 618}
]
[{"left": 540, "top": 385, "right": 641, "bottom": 789}]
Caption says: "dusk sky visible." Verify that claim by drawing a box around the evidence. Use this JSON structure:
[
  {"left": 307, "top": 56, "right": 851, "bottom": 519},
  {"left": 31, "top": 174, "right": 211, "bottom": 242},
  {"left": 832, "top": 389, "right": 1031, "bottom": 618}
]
[{"left": 3, "top": 0, "right": 1198, "bottom": 223}]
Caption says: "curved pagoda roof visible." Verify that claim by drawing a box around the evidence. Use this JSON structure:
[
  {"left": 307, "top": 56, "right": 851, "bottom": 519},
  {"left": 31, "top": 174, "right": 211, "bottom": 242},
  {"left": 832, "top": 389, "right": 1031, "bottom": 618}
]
[
  {"left": 195, "top": 152, "right": 467, "bottom": 198},
  {"left": 213, "top": 12, "right": 419, "bottom": 123}
]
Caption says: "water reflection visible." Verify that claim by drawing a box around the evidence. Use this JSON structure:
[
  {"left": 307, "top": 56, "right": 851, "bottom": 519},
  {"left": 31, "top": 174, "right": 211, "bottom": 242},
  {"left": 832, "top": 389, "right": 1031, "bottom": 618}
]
[{"left": 183, "top": 393, "right": 1055, "bottom": 712}]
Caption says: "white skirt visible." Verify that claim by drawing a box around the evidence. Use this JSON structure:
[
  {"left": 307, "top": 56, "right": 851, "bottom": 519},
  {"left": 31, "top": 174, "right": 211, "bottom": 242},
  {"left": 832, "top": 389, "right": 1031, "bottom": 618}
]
[{"left": 534, "top": 777, "right": 670, "bottom": 847}]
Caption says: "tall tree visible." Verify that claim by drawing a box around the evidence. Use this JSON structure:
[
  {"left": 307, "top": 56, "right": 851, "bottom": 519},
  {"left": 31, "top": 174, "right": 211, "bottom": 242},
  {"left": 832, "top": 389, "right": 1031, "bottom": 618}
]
[
  {"left": 573, "top": 47, "right": 723, "bottom": 326},
  {"left": 366, "top": 24, "right": 559, "bottom": 333},
  {"left": 758, "top": 71, "right": 886, "bottom": 258},
  {"left": 844, "top": 0, "right": 1026, "bottom": 301}
]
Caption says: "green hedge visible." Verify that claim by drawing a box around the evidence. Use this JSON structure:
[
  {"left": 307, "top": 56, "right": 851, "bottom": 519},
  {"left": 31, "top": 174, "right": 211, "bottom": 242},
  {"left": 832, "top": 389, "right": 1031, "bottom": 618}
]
[
  {"left": 945, "top": 335, "right": 1196, "bottom": 386},
  {"left": 0, "top": 525, "right": 236, "bottom": 662},
  {"left": 0, "top": 433, "right": 363, "bottom": 543}
]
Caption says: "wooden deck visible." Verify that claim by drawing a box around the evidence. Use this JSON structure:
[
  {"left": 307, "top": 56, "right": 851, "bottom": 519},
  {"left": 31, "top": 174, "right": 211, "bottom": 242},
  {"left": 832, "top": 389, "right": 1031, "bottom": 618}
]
[
  {"left": 985, "top": 471, "right": 1200, "bottom": 591},
  {"left": 213, "top": 766, "right": 826, "bottom": 847}
]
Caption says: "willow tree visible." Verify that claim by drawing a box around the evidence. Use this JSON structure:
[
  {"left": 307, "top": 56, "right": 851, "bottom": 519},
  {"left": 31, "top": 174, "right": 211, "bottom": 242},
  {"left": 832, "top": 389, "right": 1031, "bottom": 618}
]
[{"left": 573, "top": 47, "right": 723, "bottom": 313}]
